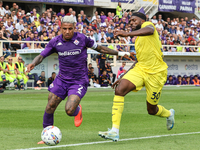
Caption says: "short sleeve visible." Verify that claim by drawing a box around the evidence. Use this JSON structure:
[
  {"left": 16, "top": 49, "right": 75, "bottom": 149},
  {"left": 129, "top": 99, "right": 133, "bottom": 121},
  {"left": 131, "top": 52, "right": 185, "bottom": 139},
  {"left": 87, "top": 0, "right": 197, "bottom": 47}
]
[
  {"left": 85, "top": 36, "right": 97, "bottom": 49},
  {"left": 119, "top": 67, "right": 123, "bottom": 71},
  {"left": 40, "top": 39, "right": 56, "bottom": 58},
  {"left": 141, "top": 21, "right": 155, "bottom": 29}
]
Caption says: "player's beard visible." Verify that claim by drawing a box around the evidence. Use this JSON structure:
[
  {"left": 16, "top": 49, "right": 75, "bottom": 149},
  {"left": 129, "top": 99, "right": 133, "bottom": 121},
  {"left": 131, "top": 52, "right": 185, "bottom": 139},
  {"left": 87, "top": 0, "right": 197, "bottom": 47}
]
[
  {"left": 63, "top": 33, "right": 74, "bottom": 41},
  {"left": 132, "top": 24, "right": 141, "bottom": 31}
]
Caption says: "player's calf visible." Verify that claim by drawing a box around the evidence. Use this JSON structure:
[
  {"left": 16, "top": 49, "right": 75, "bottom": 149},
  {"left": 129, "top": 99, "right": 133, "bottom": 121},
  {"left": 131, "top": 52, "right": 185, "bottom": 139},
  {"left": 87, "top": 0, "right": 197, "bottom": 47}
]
[
  {"left": 43, "top": 93, "right": 62, "bottom": 129},
  {"left": 147, "top": 105, "right": 158, "bottom": 115},
  {"left": 65, "top": 95, "right": 83, "bottom": 127},
  {"left": 45, "top": 92, "right": 62, "bottom": 114}
]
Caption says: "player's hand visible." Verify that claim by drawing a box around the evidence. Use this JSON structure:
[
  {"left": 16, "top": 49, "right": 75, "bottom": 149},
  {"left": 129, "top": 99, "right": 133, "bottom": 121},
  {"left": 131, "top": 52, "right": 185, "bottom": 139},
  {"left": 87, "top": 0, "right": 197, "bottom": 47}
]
[
  {"left": 111, "top": 78, "right": 121, "bottom": 89},
  {"left": 130, "top": 52, "right": 136, "bottom": 56},
  {"left": 27, "top": 64, "right": 35, "bottom": 72},
  {"left": 114, "top": 30, "right": 128, "bottom": 38},
  {"left": 123, "top": 54, "right": 133, "bottom": 61}
]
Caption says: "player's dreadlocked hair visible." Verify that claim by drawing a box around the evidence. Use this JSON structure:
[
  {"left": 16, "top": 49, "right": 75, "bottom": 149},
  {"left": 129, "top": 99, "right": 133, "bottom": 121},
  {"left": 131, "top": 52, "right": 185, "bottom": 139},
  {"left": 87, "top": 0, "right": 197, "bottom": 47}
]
[
  {"left": 61, "top": 16, "right": 76, "bottom": 24},
  {"left": 132, "top": 12, "right": 146, "bottom": 21}
]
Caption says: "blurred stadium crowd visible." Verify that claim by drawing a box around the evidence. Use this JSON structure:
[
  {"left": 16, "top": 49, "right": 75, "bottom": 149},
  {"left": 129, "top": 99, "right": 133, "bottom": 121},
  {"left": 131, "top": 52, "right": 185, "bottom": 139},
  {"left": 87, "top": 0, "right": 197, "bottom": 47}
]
[
  {"left": 1, "top": 1, "right": 200, "bottom": 57},
  {"left": 0, "top": 1, "right": 200, "bottom": 92}
]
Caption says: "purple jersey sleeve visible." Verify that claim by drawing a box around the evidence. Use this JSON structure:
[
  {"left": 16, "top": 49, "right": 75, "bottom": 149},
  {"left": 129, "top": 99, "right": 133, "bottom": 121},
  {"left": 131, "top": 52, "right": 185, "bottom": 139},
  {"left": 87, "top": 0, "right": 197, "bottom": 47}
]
[
  {"left": 40, "top": 39, "right": 56, "bottom": 58},
  {"left": 190, "top": 80, "right": 194, "bottom": 84},
  {"left": 85, "top": 36, "right": 97, "bottom": 49},
  {"left": 119, "top": 67, "right": 123, "bottom": 71}
]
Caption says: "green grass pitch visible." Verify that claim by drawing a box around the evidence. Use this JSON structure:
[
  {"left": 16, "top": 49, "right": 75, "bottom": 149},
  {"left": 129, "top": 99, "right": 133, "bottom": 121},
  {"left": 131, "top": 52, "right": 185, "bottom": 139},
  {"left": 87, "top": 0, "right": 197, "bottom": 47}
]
[{"left": 0, "top": 86, "right": 200, "bottom": 150}]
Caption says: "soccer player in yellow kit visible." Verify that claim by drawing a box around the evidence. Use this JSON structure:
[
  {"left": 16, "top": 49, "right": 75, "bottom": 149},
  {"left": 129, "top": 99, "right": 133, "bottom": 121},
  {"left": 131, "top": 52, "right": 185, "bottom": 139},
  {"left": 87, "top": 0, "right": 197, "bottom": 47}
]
[{"left": 99, "top": 12, "right": 175, "bottom": 141}]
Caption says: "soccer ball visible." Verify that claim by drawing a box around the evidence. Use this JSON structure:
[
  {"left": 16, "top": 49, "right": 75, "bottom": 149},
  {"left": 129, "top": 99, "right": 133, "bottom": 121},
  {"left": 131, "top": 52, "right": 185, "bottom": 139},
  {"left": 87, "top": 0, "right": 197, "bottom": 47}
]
[{"left": 41, "top": 126, "right": 62, "bottom": 146}]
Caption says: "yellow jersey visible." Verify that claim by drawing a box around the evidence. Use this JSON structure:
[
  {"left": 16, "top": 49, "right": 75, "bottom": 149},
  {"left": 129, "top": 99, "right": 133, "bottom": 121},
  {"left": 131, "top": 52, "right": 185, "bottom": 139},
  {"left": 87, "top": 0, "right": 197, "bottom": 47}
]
[
  {"left": 135, "top": 21, "right": 168, "bottom": 74},
  {"left": 34, "top": 20, "right": 40, "bottom": 28}
]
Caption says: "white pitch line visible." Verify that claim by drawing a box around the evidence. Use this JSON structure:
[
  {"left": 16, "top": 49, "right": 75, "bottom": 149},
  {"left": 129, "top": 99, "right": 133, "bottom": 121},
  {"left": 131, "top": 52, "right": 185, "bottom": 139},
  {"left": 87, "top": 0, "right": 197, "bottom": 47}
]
[{"left": 14, "top": 131, "right": 200, "bottom": 150}]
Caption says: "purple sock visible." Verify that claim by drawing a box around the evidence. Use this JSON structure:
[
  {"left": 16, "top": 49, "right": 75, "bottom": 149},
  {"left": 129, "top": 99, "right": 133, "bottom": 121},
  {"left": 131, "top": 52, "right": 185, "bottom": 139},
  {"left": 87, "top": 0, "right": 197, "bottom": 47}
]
[
  {"left": 70, "top": 105, "right": 80, "bottom": 116},
  {"left": 43, "top": 111, "right": 54, "bottom": 128}
]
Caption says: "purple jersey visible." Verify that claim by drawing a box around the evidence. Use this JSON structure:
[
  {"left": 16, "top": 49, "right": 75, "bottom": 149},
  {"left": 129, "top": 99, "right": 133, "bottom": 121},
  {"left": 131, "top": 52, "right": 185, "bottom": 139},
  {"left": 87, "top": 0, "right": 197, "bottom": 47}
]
[
  {"left": 40, "top": 32, "right": 97, "bottom": 84},
  {"left": 100, "top": 15, "right": 107, "bottom": 23},
  {"left": 22, "top": 37, "right": 35, "bottom": 49},
  {"left": 165, "top": 79, "right": 175, "bottom": 85},
  {"left": 57, "top": 12, "right": 65, "bottom": 17},
  {"left": 175, "top": 80, "right": 183, "bottom": 85},
  {"left": 161, "top": 35, "right": 166, "bottom": 41},
  {"left": 186, "top": 80, "right": 194, "bottom": 85},
  {"left": 182, "top": 80, "right": 187, "bottom": 85},
  {"left": 76, "top": 22, "right": 83, "bottom": 26},
  {"left": 119, "top": 66, "right": 123, "bottom": 71},
  {"left": 185, "top": 47, "right": 190, "bottom": 52}
]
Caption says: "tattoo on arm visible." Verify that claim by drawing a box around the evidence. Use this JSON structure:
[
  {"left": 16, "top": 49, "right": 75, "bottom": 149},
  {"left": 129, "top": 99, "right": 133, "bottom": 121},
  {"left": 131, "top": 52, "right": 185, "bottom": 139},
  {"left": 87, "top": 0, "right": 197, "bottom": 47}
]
[
  {"left": 94, "top": 45, "right": 118, "bottom": 55},
  {"left": 31, "top": 55, "right": 44, "bottom": 66}
]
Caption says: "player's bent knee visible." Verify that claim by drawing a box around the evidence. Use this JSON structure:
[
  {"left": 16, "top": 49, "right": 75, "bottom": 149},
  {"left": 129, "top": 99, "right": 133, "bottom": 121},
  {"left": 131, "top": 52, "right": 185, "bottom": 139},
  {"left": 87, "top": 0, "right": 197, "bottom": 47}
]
[
  {"left": 65, "top": 107, "right": 74, "bottom": 116},
  {"left": 115, "top": 87, "right": 126, "bottom": 96},
  {"left": 115, "top": 79, "right": 136, "bottom": 96}
]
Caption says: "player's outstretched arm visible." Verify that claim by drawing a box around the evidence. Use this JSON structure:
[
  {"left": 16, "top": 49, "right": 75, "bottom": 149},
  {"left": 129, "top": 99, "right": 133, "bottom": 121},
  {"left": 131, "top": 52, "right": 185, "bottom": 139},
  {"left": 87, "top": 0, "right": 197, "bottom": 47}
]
[
  {"left": 94, "top": 45, "right": 118, "bottom": 55},
  {"left": 94, "top": 45, "right": 134, "bottom": 58},
  {"left": 27, "top": 55, "right": 44, "bottom": 72},
  {"left": 115, "top": 25, "right": 154, "bottom": 37}
]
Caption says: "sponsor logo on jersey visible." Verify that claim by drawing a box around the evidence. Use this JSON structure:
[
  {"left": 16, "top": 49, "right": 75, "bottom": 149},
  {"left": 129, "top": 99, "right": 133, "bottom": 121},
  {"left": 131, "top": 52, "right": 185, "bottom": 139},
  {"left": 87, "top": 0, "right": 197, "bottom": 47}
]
[
  {"left": 50, "top": 83, "right": 54, "bottom": 88},
  {"left": 58, "top": 49, "right": 81, "bottom": 56},
  {"left": 57, "top": 42, "right": 63, "bottom": 46}
]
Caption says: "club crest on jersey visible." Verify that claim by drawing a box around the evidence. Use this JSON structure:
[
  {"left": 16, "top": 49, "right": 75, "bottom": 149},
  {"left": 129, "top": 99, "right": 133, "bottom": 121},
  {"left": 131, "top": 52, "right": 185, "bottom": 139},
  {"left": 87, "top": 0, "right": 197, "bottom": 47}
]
[
  {"left": 50, "top": 83, "right": 54, "bottom": 88},
  {"left": 57, "top": 42, "right": 63, "bottom": 46},
  {"left": 74, "top": 40, "right": 79, "bottom": 45}
]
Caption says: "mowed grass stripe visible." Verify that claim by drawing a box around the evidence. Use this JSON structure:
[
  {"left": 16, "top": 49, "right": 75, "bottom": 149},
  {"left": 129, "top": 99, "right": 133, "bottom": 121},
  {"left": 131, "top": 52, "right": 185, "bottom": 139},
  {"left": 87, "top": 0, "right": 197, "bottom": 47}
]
[{"left": 0, "top": 88, "right": 200, "bottom": 149}]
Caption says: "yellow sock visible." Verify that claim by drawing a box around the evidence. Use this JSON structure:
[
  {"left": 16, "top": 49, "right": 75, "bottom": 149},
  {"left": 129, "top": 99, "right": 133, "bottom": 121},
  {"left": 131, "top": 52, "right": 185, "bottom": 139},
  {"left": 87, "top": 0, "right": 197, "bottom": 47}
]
[
  {"left": 155, "top": 105, "right": 171, "bottom": 118},
  {"left": 112, "top": 95, "right": 124, "bottom": 129}
]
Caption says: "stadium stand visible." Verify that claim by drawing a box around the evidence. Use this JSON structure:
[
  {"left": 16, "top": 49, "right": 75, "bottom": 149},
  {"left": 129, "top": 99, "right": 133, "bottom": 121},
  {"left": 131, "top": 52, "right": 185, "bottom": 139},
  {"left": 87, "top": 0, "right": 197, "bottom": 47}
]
[{"left": 0, "top": 0, "right": 199, "bottom": 91}]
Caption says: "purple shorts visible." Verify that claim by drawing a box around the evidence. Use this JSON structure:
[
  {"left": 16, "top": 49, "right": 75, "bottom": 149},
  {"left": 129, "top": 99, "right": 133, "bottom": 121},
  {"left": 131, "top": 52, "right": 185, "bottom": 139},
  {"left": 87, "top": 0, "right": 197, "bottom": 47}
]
[{"left": 48, "top": 76, "right": 88, "bottom": 100}]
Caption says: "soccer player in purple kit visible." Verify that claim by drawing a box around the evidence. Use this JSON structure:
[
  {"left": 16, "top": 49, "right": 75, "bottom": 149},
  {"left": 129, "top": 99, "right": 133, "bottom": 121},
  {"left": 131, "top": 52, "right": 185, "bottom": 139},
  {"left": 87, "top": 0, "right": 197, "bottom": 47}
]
[{"left": 27, "top": 16, "right": 131, "bottom": 144}]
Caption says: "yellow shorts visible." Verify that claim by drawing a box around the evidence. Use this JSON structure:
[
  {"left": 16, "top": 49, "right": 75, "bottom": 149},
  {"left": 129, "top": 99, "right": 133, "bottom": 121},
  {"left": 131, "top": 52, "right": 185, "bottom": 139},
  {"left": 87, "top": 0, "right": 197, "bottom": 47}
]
[{"left": 122, "top": 66, "right": 167, "bottom": 105}]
